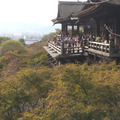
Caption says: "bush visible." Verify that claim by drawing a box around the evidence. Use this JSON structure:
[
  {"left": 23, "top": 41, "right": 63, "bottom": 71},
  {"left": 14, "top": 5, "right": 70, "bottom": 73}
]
[{"left": 0, "top": 40, "right": 26, "bottom": 55}]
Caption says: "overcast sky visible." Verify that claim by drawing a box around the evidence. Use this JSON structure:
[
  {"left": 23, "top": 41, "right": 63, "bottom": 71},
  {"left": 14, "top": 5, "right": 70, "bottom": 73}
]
[{"left": 0, "top": 0, "right": 87, "bottom": 26}]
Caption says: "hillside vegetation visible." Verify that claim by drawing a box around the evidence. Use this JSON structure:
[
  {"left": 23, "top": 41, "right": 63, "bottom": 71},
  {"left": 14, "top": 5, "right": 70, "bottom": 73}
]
[{"left": 0, "top": 37, "right": 120, "bottom": 120}]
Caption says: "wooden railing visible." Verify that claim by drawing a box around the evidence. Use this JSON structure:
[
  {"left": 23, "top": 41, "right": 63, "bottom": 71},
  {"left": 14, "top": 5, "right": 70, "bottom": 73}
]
[
  {"left": 48, "top": 41, "right": 120, "bottom": 57},
  {"left": 48, "top": 41, "right": 61, "bottom": 54},
  {"left": 48, "top": 41, "right": 83, "bottom": 56},
  {"left": 88, "top": 41, "right": 120, "bottom": 55},
  {"left": 64, "top": 46, "right": 82, "bottom": 55},
  {"left": 88, "top": 41, "right": 110, "bottom": 53}
]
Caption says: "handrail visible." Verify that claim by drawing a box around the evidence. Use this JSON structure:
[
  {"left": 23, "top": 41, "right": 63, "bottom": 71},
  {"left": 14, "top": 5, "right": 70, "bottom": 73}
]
[
  {"left": 48, "top": 41, "right": 83, "bottom": 56},
  {"left": 48, "top": 42, "right": 61, "bottom": 54},
  {"left": 48, "top": 40, "right": 119, "bottom": 56},
  {"left": 88, "top": 41, "right": 110, "bottom": 53},
  {"left": 64, "top": 46, "right": 82, "bottom": 55},
  {"left": 89, "top": 41, "right": 109, "bottom": 46}
]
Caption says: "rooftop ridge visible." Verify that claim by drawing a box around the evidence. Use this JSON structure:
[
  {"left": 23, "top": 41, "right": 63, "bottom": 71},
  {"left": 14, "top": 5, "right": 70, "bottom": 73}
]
[{"left": 59, "top": 1, "right": 85, "bottom": 5}]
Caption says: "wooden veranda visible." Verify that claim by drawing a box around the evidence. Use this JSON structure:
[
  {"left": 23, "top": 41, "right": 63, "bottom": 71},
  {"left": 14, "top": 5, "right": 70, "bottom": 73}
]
[{"left": 44, "top": 0, "right": 120, "bottom": 65}]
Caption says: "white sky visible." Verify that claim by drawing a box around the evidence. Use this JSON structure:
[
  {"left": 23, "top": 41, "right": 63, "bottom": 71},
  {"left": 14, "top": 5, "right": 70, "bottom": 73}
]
[{"left": 0, "top": 0, "right": 87, "bottom": 26}]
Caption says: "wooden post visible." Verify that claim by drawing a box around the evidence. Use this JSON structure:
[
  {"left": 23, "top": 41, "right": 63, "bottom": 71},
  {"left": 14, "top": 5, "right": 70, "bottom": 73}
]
[
  {"left": 73, "top": 46, "right": 74, "bottom": 54},
  {"left": 62, "top": 23, "right": 65, "bottom": 33},
  {"left": 109, "top": 40, "right": 112, "bottom": 54},
  {"left": 77, "top": 24, "right": 79, "bottom": 35},
  {"left": 72, "top": 25, "right": 74, "bottom": 36},
  {"left": 82, "top": 39, "right": 85, "bottom": 54},
  {"left": 119, "top": 45, "right": 120, "bottom": 54},
  {"left": 58, "top": 60, "right": 61, "bottom": 65},
  {"left": 105, "top": 45, "right": 107, "bottom": 53},
  {"left": 65, "top": 24, "right": 68, "bottom": 36}
]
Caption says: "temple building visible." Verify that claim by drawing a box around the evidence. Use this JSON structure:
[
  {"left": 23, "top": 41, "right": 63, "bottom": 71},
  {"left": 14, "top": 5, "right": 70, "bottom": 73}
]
[
  {"left": 44, "top": 0, "right": 120, "bottom": 65},
  {"left": 52, "top": 1, "right": 85, "bottom": 36},
  {"left": 74, "top": 0, "right": 120, "bottom": 62}
]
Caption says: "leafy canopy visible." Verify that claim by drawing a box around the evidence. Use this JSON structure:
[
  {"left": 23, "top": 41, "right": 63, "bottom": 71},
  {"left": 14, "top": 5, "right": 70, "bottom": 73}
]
[{"left": 0, "top": 40, "right": 26, "bottom": 55}]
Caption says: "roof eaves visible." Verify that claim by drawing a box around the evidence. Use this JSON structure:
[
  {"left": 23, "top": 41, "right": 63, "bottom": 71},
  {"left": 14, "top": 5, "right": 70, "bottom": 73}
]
[
  {"left": 58, "top": 1, "right": 84, "bottom": 5},
  {"left": 74, "top": 4, "right": 100, "bottom": 17}
]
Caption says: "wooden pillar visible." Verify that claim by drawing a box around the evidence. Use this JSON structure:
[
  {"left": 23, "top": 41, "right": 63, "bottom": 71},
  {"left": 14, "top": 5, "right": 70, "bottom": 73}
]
[
  {"left": 84, "top": 24, "right": 86, "bottom": 34},
  {"left": 72, "top": 25, "right": 74, "bottom": 36},
  {"left": 65, "top": 24, "right": 68, "bottom": 35},
  {"left": 62, "top": 23, "right": 65, "bottom": 33},
  {"left": 62, "top": 23, "right": 68, "bottom": 35},
  {"left": 114, "top": 19, "right": 117, "bottom": 45},
  {"left": 77, "top": 24, "right": 79, "bottom": 35},
  {"left": 115, "top": 18, "right": 120, "bottom": 45}
]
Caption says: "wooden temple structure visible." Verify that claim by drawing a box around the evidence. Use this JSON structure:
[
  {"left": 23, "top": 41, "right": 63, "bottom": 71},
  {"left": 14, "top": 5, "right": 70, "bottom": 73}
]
[
  {"left": 74, "top": 0, "right": 120, "bottom": 63},
  {"left": 52, "top": 1, "right": 85, "bottom": 36},
  {"left": 44, "top": 0, "right": 120, "bottom": 64}
]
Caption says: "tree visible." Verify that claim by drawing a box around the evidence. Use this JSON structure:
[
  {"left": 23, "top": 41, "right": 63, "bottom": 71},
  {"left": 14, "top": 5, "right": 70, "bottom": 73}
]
[
  {"left": 19, "top": 39, "right": 26, "bottom": 46},
  {"left": 0, "top": 37, "right": 10, "bottom": 45},
  {"left": 0, "top": 68, "right": 52, "bottom": 120},
  {"left": 0, "top": 40, "right": 26, "bottom": 55},
  {"left": 41, "top": 32, "right": 57, "bottom": 42}
]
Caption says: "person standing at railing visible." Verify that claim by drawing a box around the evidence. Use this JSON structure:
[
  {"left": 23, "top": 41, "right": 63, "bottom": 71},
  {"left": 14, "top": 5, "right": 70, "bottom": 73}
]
[
  {"left": 96, "top": 37, "right": 101, "bottom": 42},
  {"left": 89, "top": 34, "right": 92, "bottom": 41},
  {"left": 67, "top": 35, "right": 72, "bottom": 47},
  {"left": 78, "top": 33, "right": 82, "bottom": 44},
  {"left": 74, "top": 35, "right": 79, "bottom": 47},
  {"left": 53, "top": 36, "right": 57, "bottom": 44},
  {"left": 102, "top": 36, "right": 107, "bottom": 44},
  {"left": 57, "top": 40, "right": 60, "bottom": 46},
  {"left": 72, "top": 37, "right": 75, "bottom": 47},
  {"left": 63, "top": 35, "right": 67, "bottom": 47},
  {"left": 80, "top": 39, "right": 83, "bottom": 47},
  {"left": 60, "top": 31, "right": 66, "bottom": 40}
]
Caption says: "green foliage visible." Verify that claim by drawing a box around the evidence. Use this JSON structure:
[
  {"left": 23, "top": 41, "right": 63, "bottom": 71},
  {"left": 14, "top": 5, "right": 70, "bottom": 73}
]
[
  {"left": 28, "top": 50, "right": 49, "bottom": 67},
  {"left": 0, "top": 51, "right": 21, "bottom": 77},
  {"left": 26, "top": 41, "right": 46, "bottom": 52},
  {"left": 0, "top": 40, "right": 26, "bottom": 55},
  {"left": 19, "top": 39, "right": 26, "bottom": 46},
  {"left": 0, "top": 68, "right": 52, "bottom": 120},
  {"left": 0, "top": 50, "right": 49, "bottom": 75},
  {"left": 38, "top": 63, "right": 120, "bottom": 120},
  {"left": 0, "top": 36, "right": 10, "bottom": 45},
  {"left": 41, "top": 32, "right": 56, "bottom": 42},
  {"left": 0, "top": 37, "right": 120, "bottom": 120},
  {"left": 41, "top": 28, "right": 61, "bottom": 42}
]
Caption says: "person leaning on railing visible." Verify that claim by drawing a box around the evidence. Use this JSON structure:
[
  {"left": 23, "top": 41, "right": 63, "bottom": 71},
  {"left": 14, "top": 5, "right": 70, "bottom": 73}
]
[
  {"left": 101, "top": 36, "right": 108, "bottom": 44},
  {"left": 96, "top": 37, "right": 101, "bottom": 42},
  {"left": 53, "top": 36, "right": 57, "bottom": 44}
]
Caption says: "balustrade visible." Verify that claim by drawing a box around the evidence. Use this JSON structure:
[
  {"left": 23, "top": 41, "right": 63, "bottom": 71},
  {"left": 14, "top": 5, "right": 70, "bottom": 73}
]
[
  {"left": 88, "top": 41, "right": 110, "bottom": 53},
  {"left": 47, "top": 40, "right": 120, "bottom": 57},
  {"left": 48, "top": 41, "right": 82, "bottom": 56}
]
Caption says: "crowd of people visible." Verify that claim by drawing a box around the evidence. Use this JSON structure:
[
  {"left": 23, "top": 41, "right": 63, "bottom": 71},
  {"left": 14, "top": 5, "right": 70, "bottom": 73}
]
[
  {"left": 49, "top": 33, "right": 86, "bottom": 48},
  {"left": 48, "top": 32, "right": 111, "bottom": 48}
]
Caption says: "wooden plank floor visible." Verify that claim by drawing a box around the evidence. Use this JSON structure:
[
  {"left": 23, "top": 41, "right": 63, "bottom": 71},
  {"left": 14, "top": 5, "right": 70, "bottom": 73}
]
[{"left": 43, "top": 46, "right": 61, "bottom": 58}]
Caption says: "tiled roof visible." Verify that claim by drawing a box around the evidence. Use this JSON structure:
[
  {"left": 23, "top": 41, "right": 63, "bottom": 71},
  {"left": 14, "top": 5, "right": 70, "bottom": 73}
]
[
  {"left": 74, "top": 0, "right": 120, "bottom": 17},
  {"left": 52, "top": 1, "right": 84, "bottom": 23},
  {"left": 87, "top": 0, "right": 120, "bottom": 5},
  {"left": 102, "top": 0, "right": 120, "bottom": 5}
]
